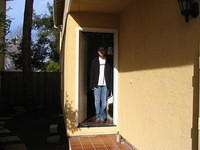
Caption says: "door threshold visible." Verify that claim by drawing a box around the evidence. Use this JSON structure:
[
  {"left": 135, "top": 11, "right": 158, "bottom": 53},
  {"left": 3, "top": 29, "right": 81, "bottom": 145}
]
[
  {"left": 78, "top": 123, "right": 116, "bottom": 128},
  {"left": 79, "top": 116, "right": 115, "bottom": 127}
]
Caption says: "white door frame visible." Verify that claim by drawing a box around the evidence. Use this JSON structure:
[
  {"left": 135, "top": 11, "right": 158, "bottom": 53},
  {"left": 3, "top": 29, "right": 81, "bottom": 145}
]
[{"left": 76, "top": 27, "right": 119, "bottom": 125}]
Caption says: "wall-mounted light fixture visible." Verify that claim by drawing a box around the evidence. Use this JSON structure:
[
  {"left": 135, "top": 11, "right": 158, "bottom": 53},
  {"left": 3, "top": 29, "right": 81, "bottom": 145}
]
[{"left": 178, "top": 0, "right": 199, "bottom": 22}]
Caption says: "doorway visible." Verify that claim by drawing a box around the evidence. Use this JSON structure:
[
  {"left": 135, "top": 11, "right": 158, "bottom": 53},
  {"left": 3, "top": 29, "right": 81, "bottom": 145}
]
[{"left": 77, "top": 28, "right": 118, "bottom": 127}]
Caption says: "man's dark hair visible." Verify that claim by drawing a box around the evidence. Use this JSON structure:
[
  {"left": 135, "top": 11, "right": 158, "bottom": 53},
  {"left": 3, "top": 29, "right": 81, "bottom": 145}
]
[{"left": 97, "top": 46, "right": 106, "bottom": 52}]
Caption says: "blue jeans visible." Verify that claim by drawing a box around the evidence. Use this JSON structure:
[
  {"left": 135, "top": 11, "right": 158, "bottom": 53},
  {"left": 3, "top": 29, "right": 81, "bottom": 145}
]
[{"left": 93, "top": 86, "right": 108, "bottom": 120}]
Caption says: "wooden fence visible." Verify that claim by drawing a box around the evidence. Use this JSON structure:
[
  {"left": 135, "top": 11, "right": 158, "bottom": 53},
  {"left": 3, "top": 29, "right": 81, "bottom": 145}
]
[{"left": 0, "top": 72, "right": 61, "bottom": 110}]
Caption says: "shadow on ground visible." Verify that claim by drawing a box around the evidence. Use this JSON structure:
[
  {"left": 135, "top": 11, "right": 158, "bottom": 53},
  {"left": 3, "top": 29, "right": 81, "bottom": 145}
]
[{"left": 0, "top": 105, "right": 67, "bottom": 150}]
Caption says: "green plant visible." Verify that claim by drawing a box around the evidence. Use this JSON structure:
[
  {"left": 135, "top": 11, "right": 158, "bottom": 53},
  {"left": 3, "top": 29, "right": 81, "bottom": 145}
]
[{"left": 40, "top": 60, "right": 59, "bottom": 72}]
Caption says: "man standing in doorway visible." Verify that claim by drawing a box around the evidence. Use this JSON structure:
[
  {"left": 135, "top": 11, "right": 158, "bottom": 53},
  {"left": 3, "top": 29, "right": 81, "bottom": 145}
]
[{"left": 90, "top": 46, "right": 112, "bottom": 123}]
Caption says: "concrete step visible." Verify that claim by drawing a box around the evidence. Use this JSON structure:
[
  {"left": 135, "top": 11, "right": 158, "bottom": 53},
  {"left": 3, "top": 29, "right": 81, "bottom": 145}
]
[
  {"left": 49, "top": 124, "right": 58, "bottom": 134},
  {"left": 0, "top": 129, "right": 11, "bottom": 135},
  {"left": 0, "top": 136, "right": 21, "bottom": 143},
  {"left": 9, "top": 114, "right": 17, "bottom": 117},
  {"left": 46, "top": 135, "right": 60, "bottom": 144},
  {"left": 0, "top": 121, "right": 6, "bottom": 126},
  {"left": 3, "top": 143, "right": 27, "bottom": 150},
  {"left": 0, "top": 117, "right": 12, "bottom": 121},
  {"left": 13, "top": 106, "right": 26, "bottom": 112}
]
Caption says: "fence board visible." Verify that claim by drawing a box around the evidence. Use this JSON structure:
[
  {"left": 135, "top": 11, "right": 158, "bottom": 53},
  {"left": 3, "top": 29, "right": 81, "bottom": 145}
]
[{"left": 0, "top": 72, "right": 61, "bottom": 110}]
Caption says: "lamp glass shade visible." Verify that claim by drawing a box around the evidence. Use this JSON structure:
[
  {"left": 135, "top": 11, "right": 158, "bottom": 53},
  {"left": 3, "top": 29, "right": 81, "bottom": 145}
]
[
  {"left": 178, "top": 0, "right": 191, "bottom": 14},
  {"left": 178, "top": 0, "right": 199, "bottom": 22}
]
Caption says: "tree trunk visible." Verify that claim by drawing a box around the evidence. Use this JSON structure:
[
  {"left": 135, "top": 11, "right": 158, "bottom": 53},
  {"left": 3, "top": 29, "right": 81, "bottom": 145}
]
[
  {"left": 22, "top": 0, "right": 33, "bottom": 72},
  {"left": 22, "top": 0, "right": 34, "bottom": 107}
]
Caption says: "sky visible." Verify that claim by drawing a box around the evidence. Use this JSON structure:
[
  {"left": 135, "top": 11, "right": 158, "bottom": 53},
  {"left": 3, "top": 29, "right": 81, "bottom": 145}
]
[{"left": 7, "top": 0, "right": 53, "bottom": 38}]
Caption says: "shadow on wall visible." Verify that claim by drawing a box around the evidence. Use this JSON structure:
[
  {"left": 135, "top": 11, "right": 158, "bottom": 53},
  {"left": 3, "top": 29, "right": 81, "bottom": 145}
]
[
  {"left": 118, "top": 0, "right": 200, "bottom": 72},
  {"left": 118, "top": 29, "right": 200, "bottom": 72},
  {"left": 192, "top": 49, "right": 199, "bottom": 150},
  {"left": 70, "top": 12, "right": 119, "bottom": 30},
  {"left": 64, "top": 95, "right": 81, "bottom": 134},
  {"left": 68, "top": 6, "right": 200, "bottom": 150},
  {"left": 70, "top": 10, "right": 200, "bottom": 72}
]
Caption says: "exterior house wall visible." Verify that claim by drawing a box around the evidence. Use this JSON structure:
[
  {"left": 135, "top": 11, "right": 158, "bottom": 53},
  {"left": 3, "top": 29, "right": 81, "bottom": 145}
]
[
  {"left": 64, "top": 13, "right": 119, "bottom": 136},
  {"left": 0, "top": 0, "right": 6, "bottom": 71},
  {"left": 118, "top": 0, "right": 200, "bottom": 150},
  {"left": 59, "top": 0, "right": 200, "bottom": 149}
]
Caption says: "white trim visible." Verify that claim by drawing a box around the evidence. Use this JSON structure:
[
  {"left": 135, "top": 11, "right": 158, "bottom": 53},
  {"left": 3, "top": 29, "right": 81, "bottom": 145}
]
[
  {"left": 113, "top": 31, "right": 118, "bottom": 125},
  {"left": 60, "top": 0, "right": 72, "bottom": 46},
  {"left": 198, "top": 43, "right": 200, "bottom": 150},
  {"left": 75, "top": 27, "right": 81, "bottom": 126},
  {"left": 76, "top": 27, "right": 119, "bottom": 125},
  {"left": 78, "top": 27, "right": 118, "bottom": 34},
  {"left": 75, "top": 27, "right": 81, "bottom": 111}
]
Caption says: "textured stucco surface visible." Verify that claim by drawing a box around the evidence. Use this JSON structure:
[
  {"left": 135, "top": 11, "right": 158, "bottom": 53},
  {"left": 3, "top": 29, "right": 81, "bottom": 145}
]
[
  {"left": 118, "top": 0, "right": 200, "bottom": 150},
  {"left": 61, "top": 0, "right": 200, "bottom": 149}
]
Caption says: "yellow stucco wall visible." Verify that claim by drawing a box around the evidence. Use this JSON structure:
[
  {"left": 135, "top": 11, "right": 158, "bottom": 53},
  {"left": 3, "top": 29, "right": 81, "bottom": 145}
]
[
  {"left": 62, "top": 0, "right": 200, "bottom": 148},
  {"left": 118, "top": 0, "right": 200, "bottom": 150},
  {"left": 64, "top": 13, "right": 119, "bottom": 136}
]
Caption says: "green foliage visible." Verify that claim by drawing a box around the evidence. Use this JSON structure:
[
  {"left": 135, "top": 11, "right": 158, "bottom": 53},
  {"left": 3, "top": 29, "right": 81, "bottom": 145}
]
[
  {"left": 32, "top": 2, "right": 59, "bottom": 50},
  {"left": 40, "top": 60, "right": 59, "bottom": 72},
  {"left": 33, "top": 3, "right": 54, "bottom": 32},
  {"left": 32, "top": 2, "right": 60, "bottom": 69},
  {"left": 0, "top": 12, "right": 11, "bottom": 53},
  {"left": 12, "top": 2, "right": 60, "bottom": 71},
  {"left": 0, "top": 12, "right": 11, "bottom": 36}
]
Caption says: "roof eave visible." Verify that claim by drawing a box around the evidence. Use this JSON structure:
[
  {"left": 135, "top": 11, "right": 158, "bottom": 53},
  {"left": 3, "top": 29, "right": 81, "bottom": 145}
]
[{"left": 53, "top": 0, "right": 66, "bottom": 27}]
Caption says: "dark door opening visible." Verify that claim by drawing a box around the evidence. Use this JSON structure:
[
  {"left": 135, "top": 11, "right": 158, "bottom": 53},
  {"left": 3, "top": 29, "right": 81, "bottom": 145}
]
[{"left": 78, "top": 31, "right": 114, "bottom": 127}]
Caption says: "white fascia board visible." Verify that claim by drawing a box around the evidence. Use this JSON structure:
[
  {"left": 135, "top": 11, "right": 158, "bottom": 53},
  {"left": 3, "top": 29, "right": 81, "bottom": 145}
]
[{"left": 60, "top": 0, "right": 72, "bottom": 45}]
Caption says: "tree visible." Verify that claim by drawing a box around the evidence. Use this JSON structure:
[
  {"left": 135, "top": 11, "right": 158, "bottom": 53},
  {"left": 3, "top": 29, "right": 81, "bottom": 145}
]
[
  {"left": 21, "top": 0, "right": 34, "bottom": 106},
  {"left": 22, "top": 0, "right": 34, "bottom": 72},
  {"left": 40, "top": 61, "right": 59, "bottom": 72},
  {"left": 32, "top": 3, "right": 59, "bottom": 70},
  {"left": 0, "top": 3, "right": 11, "bottom": 54},
  {"left": 11, "top": 3, "right": 60, "bottom": 71}
]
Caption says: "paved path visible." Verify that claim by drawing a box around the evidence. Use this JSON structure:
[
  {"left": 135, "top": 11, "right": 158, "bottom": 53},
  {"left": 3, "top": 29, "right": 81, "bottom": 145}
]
[
  {"left": 0, "top": 106, "right": 67, "bottom": 150},
  {"left": 0, "top": 107, "right": 27, "bottom": 150}
]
